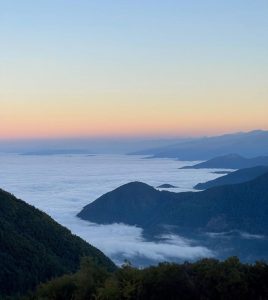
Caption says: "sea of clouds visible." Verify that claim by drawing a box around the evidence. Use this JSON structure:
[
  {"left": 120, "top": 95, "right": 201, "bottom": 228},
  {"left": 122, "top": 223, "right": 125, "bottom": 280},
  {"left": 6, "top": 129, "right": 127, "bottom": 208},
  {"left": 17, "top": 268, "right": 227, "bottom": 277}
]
[{"left": 0, "top": 154, "right": 226, "bottom": 265}]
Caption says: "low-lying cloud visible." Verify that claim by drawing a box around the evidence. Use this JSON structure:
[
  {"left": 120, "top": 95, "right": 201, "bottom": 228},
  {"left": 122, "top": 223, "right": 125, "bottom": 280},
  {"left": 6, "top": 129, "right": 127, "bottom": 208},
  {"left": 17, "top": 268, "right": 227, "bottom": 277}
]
[
  {"left": 0, "top": 153, "right": 219, "bottom": 266},
  {"left": 64, "top": 218, "right": 213, "bottom": 265},
  {"left": 205, "top": 230, "right": 266, "bottom": 241}
]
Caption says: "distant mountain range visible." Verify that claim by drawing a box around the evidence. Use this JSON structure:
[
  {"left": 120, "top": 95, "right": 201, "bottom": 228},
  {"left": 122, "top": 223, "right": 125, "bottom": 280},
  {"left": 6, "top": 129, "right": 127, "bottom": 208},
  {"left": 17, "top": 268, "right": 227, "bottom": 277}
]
[
  {"left": 0, "top": 188, "right": 115, "bottom": 298},
  {"left": 181, "top": 154, "right": 268, "bottom": 169},
  {"left": 78, "top": 174, "right": 268, "bottom": 234},
  {"left": 0, "top": 137, "right": 190, "bottom": 155},
  {"left": 78, "top": 174, "right": 268, "bottom": 261},
  {"left": 195, "top": 166, "right": 268, "bottom": 190},
  {"left": 131, "top": 130, "right": 268, "bottom": 160},
  {"left": 78, "top": 173, "right": 268, "bottom": 234}
]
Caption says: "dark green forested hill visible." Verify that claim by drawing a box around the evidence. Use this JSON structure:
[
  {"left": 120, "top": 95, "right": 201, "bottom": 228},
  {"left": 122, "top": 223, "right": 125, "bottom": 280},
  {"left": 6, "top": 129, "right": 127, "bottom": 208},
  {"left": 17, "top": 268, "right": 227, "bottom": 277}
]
[
  {"left": 0, "top": 189, "right": 116, "bottom": 298},
  {"left": 78, "top": 173, "right": 268, "bottom": 234}
]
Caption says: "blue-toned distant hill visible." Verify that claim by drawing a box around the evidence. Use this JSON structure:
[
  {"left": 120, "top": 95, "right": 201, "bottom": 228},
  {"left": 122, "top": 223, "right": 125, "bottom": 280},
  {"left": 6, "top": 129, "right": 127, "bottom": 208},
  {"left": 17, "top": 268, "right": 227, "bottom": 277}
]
[
  {"left": 78, "top": 174, "right": 268, "bottom": 236},
  {"left": 78, "top": 176, "right": 268, "bottom": 261},
  {"left": 130, "top": 130, "right": 268, "bottom": 160},
  {"left": 195, "top": 166, "right": 268, "bottom": 190},
  {"left": 157, "top": 184, "right": 177, "bottom": 188},
  {"left": 0, "top": 189, "right": 115, "bottom": 298},
  {"left": 181, "top": 154, "right": 268, "bottom": 169}
]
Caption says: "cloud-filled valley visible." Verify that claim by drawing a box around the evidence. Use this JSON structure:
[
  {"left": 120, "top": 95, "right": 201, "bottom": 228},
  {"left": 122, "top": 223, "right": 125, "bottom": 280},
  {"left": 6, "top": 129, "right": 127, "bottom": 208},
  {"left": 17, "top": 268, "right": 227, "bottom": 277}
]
[{"left": 0, "top": 154, "right": 227, "bottom": 265}]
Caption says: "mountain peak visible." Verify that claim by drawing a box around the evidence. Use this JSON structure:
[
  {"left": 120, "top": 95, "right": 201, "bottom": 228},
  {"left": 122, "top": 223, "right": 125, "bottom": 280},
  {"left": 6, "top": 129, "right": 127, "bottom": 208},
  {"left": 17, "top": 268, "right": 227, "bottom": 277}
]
[{"left": 113, "top": 181, "right": 156, "bottom": 193}]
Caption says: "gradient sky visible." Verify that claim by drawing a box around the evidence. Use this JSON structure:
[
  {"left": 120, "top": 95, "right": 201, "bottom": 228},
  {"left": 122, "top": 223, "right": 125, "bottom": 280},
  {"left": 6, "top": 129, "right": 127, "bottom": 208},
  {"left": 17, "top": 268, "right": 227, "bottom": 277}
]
[{"left": 1, "top": 0, "right": 268, "bottom": 139}]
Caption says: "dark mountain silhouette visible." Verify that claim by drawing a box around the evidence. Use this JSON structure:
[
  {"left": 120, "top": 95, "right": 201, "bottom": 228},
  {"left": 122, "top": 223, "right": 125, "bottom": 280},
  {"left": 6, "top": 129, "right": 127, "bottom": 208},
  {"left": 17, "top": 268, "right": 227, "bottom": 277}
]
[
  {"left": 213, "top": 171, "right": 233, "bottom": 174},
  {"left": 195, "top": 166, "right": 268, "bottom": 190},
  {"left": 181, "top": 154, "right": 268, "bottom": 169},
  {"left": 157, "top": 184, "right": 177, "bottom": 188},
  {"left": 0, "top": 188, "right": 115, "bottom": 297},
  {"left": 79, "top": 182, "right": 164, "bottom": 227},
  {"left": 131, "top": 130, "right": 268, "bottom": 160},
  {"left": 78, "top": 174, "right": 268, "bottom": 235}
]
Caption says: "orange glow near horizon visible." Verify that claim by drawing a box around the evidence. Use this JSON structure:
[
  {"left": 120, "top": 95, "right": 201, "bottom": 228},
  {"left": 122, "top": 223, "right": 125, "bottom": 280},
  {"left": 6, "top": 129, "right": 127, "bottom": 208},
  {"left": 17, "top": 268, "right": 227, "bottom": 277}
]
[{"left": 1, "top": 94, "right": 268, "bottom": 140}]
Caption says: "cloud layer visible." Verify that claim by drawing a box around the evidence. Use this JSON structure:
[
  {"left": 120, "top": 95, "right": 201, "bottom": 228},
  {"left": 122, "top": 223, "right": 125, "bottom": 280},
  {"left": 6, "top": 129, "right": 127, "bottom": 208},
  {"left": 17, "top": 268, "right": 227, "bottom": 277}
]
[{"left": 0, "top": 154, "right": 220, "bottom": 265}]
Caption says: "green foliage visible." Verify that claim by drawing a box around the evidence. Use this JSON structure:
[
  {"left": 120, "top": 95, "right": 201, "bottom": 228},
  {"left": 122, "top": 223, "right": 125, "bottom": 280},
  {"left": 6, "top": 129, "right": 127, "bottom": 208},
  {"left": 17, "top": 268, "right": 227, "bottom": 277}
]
[
  {"left": 30, "top": 257, "right": 268, "bottom": 300},
  {"left": 0, "top": 189, "right": 116, "bottom": 298},
  {"left": 30, "top": 258, "right": 109, "bottom": 300}
]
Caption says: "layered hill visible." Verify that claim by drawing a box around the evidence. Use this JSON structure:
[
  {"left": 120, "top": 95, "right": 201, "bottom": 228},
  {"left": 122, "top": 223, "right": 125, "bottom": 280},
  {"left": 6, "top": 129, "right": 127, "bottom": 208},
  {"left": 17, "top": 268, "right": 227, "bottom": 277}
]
[
  {"left": 78, "top": 182, "right": 165, "bottom": 227},
  {"left": 131, "top": 130, "right": 268, "bottom": 160},
  {"left": 181, "top": 154, "right": 268, "bottom": 169},
  {"left": 78, "top": 174, "right": 268, "bottom": 235},
  {"left": 0, "top": 188, "right": 115, "bottom": 298},
  {"left": 195, "top": 166, "right": 268, "bottom": 190}
]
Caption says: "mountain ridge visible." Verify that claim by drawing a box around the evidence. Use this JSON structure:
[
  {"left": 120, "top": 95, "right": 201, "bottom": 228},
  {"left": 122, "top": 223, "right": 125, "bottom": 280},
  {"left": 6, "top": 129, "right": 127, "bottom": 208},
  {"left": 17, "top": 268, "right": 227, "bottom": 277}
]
[
  {"left": 181, "top": 154, "right": 268, "bottom": 169},
  {"left": 130, "top": 130, "right": 268, "bottom": 160},
  {"left": 195, "top": 166, "right": 268, "bottom": 190},
  {"left": 0, "top": 188, "right": 115, "bottom": 297},
  {"left": 78, "top": 173, "right": 268, "bottom": 235}
]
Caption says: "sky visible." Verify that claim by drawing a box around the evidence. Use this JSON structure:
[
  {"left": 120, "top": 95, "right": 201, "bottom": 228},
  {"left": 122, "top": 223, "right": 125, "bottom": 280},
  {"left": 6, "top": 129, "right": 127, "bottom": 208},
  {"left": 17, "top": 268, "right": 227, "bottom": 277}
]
[{"left": 1, "top": 0, "right": 268, "bottom": 139}]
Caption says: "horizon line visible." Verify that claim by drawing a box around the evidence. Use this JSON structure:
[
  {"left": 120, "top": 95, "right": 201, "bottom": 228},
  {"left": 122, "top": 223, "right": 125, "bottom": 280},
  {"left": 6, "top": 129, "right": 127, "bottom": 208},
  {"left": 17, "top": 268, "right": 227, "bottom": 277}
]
[{"left": 0, "top": 129, "right": 266, "bottom": 142}]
